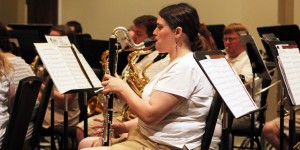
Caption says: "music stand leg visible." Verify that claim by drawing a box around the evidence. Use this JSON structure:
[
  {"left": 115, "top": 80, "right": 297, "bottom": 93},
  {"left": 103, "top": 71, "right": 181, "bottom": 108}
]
[
  {"left": 289, "top": 106, "right": 295, "bottom": 150},
  {"left": 64, "top": 95, "right": 69, "bottom": 150},
  {"left": 280, "top": 94, "right": 285, "bottom": 150},
  {"left": 221, "top": 103, "right": 231, "bottom": 150},
  {"left": 84, "top": 92, "right": 88, "bottom": 137},
  {"left": 51, "top": 98, "right": 55, "bottom": 150}
]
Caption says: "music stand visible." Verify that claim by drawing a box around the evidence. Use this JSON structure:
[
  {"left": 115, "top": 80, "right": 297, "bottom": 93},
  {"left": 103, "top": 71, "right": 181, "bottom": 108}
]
[
  {"left": 257, "top": 24, "right": 300, "bottom": 62},
  {"left": 269, "top": 41, "right": 298, "bottom": 150},
  {"left": 193, "top": 50, "right": 258, "bottom": 150},
  {"left": 207, "top": 24, "right": 225, "bottom": 50},
  {"left": 193, "top": 50, "right": 229, "bottom": 150},
  {"left": 239, "top": 34, "right": 272, "bottom": 149}
]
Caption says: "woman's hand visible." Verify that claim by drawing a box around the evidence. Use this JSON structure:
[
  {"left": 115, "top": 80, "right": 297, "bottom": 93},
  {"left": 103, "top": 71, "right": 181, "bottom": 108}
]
[
  {"left": 91, "top": 117, "right": 127, "bottom": 137},
  {"left": 101, "top": 74, "right": 129, "bottom": 96}
]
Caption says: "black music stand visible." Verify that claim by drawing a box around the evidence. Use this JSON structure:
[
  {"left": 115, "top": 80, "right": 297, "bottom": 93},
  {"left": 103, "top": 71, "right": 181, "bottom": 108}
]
[
  {"left": 193, "top": 50, "right": 234, "bottom": 150},
  {"left": 269, "top": 41, "right": 298, "bottom": 150},
  {"left": 239, "top": 34, "right": 272, "bottom": 149},
  {"left": 34, "top": 40, "right": 103, "bottom": 149},
  {"left": 257, "top": 24, "right": 300, "bottom": 62},
  {"left": 207, "top": 24, "right": 225, "bottom": 50}
]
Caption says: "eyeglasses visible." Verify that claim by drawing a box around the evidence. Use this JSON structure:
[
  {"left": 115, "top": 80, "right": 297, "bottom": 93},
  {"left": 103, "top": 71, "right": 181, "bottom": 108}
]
[{"left": 222, "top": 37, "right": 239, "bottom": 42}]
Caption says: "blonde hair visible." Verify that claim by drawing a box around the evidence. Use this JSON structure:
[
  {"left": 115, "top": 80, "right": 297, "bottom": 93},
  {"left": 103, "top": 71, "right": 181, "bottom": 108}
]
[
  {"left": 223, "top": 23, "right": 249, "bottom": 35},
  {"left": 0, "top": 52, "right": 14, "bottom": 78}
]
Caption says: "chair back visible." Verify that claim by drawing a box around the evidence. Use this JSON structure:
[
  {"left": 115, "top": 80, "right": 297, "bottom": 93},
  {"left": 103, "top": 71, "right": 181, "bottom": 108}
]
[
  {"left": 30, "top": 79, "right": 53, "bottom": 150},
  {"left": 1, "top": 76, "right": 42, "bottom": 150},
  {"left": 201, "top": 93, "right": 222, "bottom": 150}
]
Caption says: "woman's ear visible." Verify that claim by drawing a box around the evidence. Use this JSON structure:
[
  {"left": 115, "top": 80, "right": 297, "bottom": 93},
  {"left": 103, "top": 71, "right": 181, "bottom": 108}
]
[{"left": 174, "top": 27, "right": 182, "bottom": 38}]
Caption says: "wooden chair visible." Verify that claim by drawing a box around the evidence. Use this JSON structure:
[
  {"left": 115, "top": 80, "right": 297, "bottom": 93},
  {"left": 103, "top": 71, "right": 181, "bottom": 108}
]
[{"left": 1, "top": 76, "right": 42, "bottom": 150}]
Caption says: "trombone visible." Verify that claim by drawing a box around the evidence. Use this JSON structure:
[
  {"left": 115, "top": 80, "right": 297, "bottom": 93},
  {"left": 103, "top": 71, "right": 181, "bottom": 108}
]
[{"left": 244, "top": 68, "right": 280, "bottom": 96}]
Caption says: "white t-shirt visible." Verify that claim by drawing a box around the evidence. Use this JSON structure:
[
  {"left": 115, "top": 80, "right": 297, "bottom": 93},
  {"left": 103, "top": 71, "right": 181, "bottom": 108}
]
[
  {"left": 138, "top": 52, "right": 217, "bottom": 149},
  {"left": 0, "top": 75, "right": 11, "bottom": 148}
]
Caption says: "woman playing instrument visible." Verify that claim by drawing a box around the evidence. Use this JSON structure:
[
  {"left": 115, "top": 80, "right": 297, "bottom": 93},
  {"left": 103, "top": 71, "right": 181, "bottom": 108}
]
[{"left": 79, "top": 3, "right": 220, "bottom": 150}]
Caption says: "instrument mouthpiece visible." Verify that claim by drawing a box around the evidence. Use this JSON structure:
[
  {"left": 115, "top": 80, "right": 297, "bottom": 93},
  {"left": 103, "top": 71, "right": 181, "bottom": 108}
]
[{"left": 143, "top": 39, "right": 157, "bottom": 47}]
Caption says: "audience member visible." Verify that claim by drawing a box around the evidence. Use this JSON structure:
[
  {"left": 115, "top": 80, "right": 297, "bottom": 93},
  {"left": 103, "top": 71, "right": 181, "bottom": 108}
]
[{"left": 79, "top": 3, "right": 221, "bottom": 149}]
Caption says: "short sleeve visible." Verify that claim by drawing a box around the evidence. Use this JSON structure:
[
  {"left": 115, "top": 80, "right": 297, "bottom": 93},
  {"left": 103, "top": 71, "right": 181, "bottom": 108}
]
[{"left": 154, "top": 61, "right": 199, "bottom": 99}]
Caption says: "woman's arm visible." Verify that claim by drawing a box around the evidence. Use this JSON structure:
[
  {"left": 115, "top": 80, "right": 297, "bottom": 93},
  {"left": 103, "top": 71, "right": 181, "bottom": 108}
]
[
  {"left": 102, "top": 74, "right": 183, "bottom": 125},
  {"left": 51, "top": 89, "right": 76, "bottom": 105}
]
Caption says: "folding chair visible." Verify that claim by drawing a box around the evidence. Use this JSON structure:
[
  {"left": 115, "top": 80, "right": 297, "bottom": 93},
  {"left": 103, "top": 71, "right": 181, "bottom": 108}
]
[{"left": 1, "top": 76, "right": 42, "bottom": 150}]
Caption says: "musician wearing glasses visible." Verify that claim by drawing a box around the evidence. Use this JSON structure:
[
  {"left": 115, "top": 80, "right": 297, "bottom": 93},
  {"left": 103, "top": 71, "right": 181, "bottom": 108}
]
[
  {"left": 79, "top": 3, "right": 221, "bottom": 150},
  {"left": 223, "top": 23, "right": 262, "bottom": 130}
]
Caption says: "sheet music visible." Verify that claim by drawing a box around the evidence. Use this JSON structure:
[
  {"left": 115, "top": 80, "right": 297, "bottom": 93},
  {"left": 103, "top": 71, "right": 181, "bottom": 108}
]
[
  {"left": 276, "top": 45, "right": 300, "bottom": 105},
  {"left": 199, "top": 58, "right": 257, "bottom": 118},
  {"left": 34, "top": 43, "right": 103, "bottom": 94},
  {"left": 45, "top": 35, "right": 72, "bottom": 47}
]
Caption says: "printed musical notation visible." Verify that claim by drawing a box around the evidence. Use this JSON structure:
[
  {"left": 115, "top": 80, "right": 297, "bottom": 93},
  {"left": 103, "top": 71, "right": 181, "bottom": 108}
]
[
  {"left": 34, "top": 41, "right": 103, "bottom": 94},
  {"left": 276, "top": 45, "right": 300, "bottom": 105},
  {"left": 199, "top": 58, "right": 257, "bottom": 118}
]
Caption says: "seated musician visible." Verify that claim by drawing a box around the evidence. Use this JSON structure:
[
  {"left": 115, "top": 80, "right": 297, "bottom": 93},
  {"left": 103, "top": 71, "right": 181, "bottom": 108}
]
[
  {"left": 0, "top": 51, "right": 15, "bottom": 148},
  {"left": 66, "top": 20, "right": 83, "bottom": 34},
  {"left": 263, "top": 107, "right": 300, "bottom": 149},
  {"left": 39, "top": 25, "right": 80, "bottom": 130},
  {"left": 79, "top": 3, "right": 221, "bottom": 150},
  {"left": 223, "top": 23, "right": 262, "bottom": 130},
  {"left": 76, "top": 15, "right": 169, "bottom": 142},
  {"left": 0, "top": 21, "right": 39, "bottom": 142}
]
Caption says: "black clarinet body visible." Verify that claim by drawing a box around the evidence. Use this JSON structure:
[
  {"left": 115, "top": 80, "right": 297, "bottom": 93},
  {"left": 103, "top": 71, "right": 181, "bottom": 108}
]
[{"left": 103, "top": 35, "right": 118, "bottom": 146}]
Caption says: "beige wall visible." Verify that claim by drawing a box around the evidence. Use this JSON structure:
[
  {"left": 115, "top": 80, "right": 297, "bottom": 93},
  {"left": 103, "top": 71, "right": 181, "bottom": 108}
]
[
  {"left": 0, "top": 0, "right": 299, "bottom": 121},
  {"left": 61, "top": 0, "right": 278, "bottom": 46}
]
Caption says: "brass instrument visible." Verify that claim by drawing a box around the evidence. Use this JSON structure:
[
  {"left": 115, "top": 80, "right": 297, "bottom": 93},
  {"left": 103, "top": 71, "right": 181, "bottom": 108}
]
[
  {"left": 86, "top": 48, "right": 125, "bottom": 117},
  {"left": 121, "top": 52, "right": 167, "bottom": 121},
  {"left": 125, "top": 49, "right": 153, "bottom": 97},
  {"left": 31, "top": 55, "right": 40, "bottom": 74},
  {"left": 87, "top": 26, "right": 157, "bottom": 117},
  {"left": 86, "top": 94, "right": 103, "bottom": 116}
]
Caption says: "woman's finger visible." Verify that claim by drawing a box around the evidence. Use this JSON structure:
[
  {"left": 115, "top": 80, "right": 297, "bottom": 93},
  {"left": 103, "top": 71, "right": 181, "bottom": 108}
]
[{"left": 93, "top": 118, "right": 104, "bottom": 122}]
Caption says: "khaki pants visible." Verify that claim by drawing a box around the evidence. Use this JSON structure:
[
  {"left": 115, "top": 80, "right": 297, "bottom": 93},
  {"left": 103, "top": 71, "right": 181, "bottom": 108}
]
[
  {"left": 90, "top": 125, "right": 219, "bottom": 150},
  {"left": 92, "top": 125, "right": 182, "bottom": 150}
]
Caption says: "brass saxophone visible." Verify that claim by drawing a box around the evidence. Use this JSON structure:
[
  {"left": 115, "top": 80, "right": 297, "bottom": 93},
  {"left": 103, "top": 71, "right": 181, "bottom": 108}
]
[
  {"left": 121, "top": 52, "right": 168, "bottom": 121},
  {"left": 87, "top": 27, "right": 157, "bottom": 117}
]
